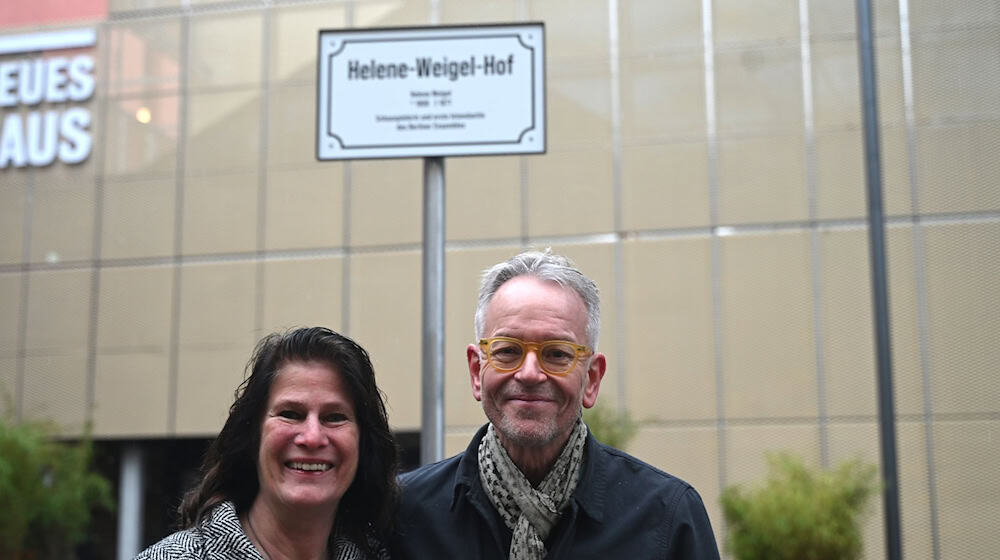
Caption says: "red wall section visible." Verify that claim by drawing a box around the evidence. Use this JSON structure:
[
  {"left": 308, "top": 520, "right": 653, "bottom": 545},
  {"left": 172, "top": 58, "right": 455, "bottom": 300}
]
[{"left": 1, "top": 0, "right": 108, "bottom": 29}]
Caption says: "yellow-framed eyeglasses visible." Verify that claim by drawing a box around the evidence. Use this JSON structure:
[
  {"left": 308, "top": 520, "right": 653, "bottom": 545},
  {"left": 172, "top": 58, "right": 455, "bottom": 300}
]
[{"left": 478, "top": 336, "right": 593, "bottom": 377}]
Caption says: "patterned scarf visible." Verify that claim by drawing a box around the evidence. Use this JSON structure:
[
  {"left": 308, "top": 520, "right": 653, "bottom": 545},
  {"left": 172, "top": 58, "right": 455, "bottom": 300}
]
[{"left": 477, "top": 418, "right": 588, "bottom": 560}]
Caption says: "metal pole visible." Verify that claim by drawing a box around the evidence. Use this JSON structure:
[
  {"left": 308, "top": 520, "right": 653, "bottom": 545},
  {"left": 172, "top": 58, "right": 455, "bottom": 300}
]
[
  {"left": 421, "top": 156, "right": 445, "bottom": 465},
  {"left": 116, "top": 444, "right": 145, "bottom": 560},
  {"left": 856, "top": 1, "right": 903, "bottom": 559}
]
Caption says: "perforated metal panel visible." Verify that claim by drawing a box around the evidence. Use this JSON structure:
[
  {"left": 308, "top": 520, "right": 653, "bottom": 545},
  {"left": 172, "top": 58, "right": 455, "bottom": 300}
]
[{"left": 0, "top": 1, "right": 996, "bottom": 558}]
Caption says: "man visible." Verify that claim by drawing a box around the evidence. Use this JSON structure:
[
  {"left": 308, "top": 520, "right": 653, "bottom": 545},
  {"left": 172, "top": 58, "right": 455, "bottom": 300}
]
[{"left": 392, "top": 250, "right": 720, "bottom": 559}]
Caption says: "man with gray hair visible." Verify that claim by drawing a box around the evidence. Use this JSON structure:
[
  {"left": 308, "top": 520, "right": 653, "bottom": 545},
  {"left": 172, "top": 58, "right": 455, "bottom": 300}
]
[{"left": 391, "top": 250, "right": 720, "bottom": 559}]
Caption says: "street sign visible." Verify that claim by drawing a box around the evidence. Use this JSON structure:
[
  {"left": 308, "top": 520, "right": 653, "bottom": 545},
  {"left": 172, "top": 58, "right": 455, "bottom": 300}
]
[{"left": 316, "top": 23, "right": 545, "bottom": 160}]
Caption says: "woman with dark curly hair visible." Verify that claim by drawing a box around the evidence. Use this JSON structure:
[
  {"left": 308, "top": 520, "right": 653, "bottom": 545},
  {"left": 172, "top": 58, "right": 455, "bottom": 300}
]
[{"left": 136, "top": 327, "right": 399, "bottom": 560}]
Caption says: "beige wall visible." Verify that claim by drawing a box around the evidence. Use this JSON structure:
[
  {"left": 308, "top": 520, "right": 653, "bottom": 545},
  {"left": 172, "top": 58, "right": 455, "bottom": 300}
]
[{"left": 2, "top": 0, "right": 998, "bottom": 558}]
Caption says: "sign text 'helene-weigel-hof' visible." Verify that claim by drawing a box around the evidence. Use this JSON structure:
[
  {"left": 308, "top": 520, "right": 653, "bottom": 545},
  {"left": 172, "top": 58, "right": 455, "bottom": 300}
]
[{"left": 316, "top": 23, "right": 545, "bottom": 160}]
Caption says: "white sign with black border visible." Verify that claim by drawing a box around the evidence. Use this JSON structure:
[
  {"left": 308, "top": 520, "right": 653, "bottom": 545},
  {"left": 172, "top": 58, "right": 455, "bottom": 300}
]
[{"left": 316, "top": 23, "right": 545, "bottom": 160}]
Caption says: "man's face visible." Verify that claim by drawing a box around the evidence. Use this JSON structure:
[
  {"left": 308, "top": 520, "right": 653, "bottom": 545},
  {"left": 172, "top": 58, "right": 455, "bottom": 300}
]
[{"left": 468, "top": 276, "right": 604, "bottom": 460}]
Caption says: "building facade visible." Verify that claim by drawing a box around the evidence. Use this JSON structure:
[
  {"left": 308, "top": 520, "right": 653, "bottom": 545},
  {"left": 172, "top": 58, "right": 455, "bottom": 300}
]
[{"left": 1, "top": 0, "right": 998, "bottom": 558}]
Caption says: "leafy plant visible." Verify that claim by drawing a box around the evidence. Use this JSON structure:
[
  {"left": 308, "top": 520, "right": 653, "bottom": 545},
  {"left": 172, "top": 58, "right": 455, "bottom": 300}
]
[
  {"left": 0, "top": 416, "right": 114, "bottom": 559},
  {"left": 583, "top": 404, "right": 638, "bottom": 450},
  {"left": 720, "top": 452, "right": 878, "bottom": 560}
]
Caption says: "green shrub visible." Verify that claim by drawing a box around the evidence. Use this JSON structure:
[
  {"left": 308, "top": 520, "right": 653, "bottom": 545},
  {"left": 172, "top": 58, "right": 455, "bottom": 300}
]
[
  {"left": 0, "top": 416, "right": 114, "bottom": 559},
  {"left": 720, "top": 452, "right": 878, "bottom": 560},
  {"left": 583, "top": 404, "right": 638, "bottom": 450}
]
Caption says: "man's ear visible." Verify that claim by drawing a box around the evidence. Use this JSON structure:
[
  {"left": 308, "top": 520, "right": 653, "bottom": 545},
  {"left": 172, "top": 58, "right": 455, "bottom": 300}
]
[
  {"left": 581, "top": 352, "right": 606, "bottom": 408},
  {"left": 468, "top": 344, "right": 484, "bottom": 402}
]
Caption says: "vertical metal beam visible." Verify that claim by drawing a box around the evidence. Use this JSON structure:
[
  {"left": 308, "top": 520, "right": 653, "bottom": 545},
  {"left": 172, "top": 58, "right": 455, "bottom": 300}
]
[
  {"left": 607, "top": 0, "right": 628, "bottom": 410},
  {"left": 86, "top": 21, "right": 113, "bottom": 430},
  {"left": 899, "top": 0, "right": 942, "bottom": 554},
  {"left": 421, "top": 156, "right": 445, "bottom": 465},
  {"left": 167, "top": 9, "right": 192, "bottom": 435},
  {"left": 253, "top": 5, "right": 273, "bottom": 337},
  {"left": 342, "top": 1, "right": 355, "bottom": 337},
  {"left": 856, "top": 1, "right": 903, "bottom": 559},
  {"left": 14, "top": 170, "right": 34, "bottom": 422},
  {"left": 702, "top": 0, "right": 729, "bottom": 538},
  {"left": 116, "top": 444, "right": 145, "bottom": 560},
  {"left": 799, "top": 0, "right": 831, "bottom": 470}
]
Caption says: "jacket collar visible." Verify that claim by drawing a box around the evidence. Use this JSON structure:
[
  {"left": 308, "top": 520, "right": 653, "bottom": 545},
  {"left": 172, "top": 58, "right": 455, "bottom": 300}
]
[{"left": 198, "top": 501, "right": 263, "bottom": 557}]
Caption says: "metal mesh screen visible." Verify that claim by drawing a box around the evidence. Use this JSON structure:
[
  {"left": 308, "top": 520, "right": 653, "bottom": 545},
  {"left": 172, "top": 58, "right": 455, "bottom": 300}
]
[
  {"left": 709, "top": 0, "right": 999, "bottom": 558},
  {"left": 0, "top": 1, "right": 997, "bottom": 558}
]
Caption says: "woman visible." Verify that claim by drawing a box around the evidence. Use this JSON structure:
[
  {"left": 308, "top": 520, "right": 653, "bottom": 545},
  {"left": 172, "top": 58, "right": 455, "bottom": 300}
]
[{"left": 136, "top": 327, "right": 399, "bottom": 560}]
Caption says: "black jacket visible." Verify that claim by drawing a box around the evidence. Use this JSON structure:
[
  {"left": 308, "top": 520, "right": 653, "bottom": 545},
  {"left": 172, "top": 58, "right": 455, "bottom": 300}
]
[{"left": 391, "top": 424, "right": 721, "bottom": 559}]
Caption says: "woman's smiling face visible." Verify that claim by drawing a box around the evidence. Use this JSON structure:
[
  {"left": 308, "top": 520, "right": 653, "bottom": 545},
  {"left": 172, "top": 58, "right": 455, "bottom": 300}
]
[{"left": 254, "top": 360, "right": 360, "bottom": 517}]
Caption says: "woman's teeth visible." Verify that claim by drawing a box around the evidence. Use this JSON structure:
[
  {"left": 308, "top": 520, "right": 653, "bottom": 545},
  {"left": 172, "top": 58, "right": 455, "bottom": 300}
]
[{"left": 287, "top": 462, "right": 331, "bottom": 471}]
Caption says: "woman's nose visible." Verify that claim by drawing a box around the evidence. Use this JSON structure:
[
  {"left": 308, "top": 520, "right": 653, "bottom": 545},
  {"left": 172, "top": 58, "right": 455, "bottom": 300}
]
[{"left": 295, "top": 416, "right": 327, "bottom": 447}]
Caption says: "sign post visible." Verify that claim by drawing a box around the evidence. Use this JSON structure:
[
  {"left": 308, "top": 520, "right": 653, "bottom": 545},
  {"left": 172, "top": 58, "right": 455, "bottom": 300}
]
[
  {"left": 317, "top": 23, "right": 546, "bottom": 464},
  {"left": 422, "top": 156, "right": 445, "bottom": 465}
]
